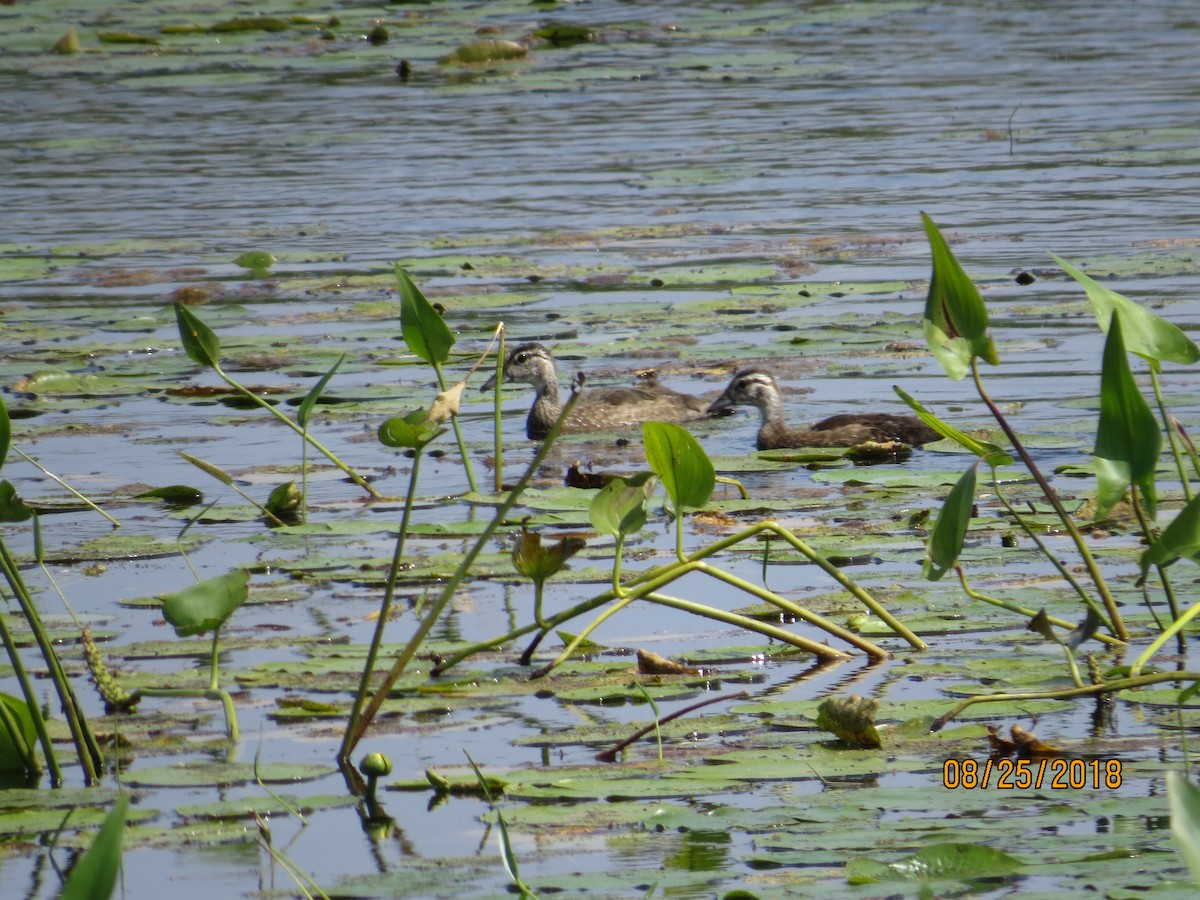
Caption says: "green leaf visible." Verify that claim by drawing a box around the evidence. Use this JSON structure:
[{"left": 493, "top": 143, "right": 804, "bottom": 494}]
[
  {"left": 1094, "top": 311, "right": 1160, "bottom": 519},
  {"left": 589, "top": 472, "right": 657, "bottom": 538},
  {"left": 396, "top": 265, "right": 454, "bottom": 366},
  {"left": 920, "top": 213, "right": 998, "bottom": 380},
  {"left": 845, "top": 842, "right": 1024, "bottom": 884},
  {"left": 0, "top": 393, "right": 9, "bottom": 471},
  {"left": 1168, "top": 771, "right": 1200, "bottom": 888},
  {"left": 1050, "top": 252, "right": 1200, "bottom": 371},
  {"left": 177, "top": 451, "right": 235, "bottom": 486},
  {"left": 643, "top": 422, "right": 714, "bottom": 512},
  {"left": 60, "top": 795, "right": 130, "bottom": 900},
  {"left": 1140, "top": 491, "right": 1200, "bottom": 573},
  {"left": 892, "top": 385, "right": 1011, "bottom": 463},
  {"left": 0, "top": 480, "right": 32, "bottom": 523},
  {"left": 232, "top": 250, "right": 276, "bottom": 271},
  {"left": 378, "top": 409, "right": 445, "bottom": 449},
  {"left": 161, "top": 569, "right": 250, "bottom": 637},
  {"left": 298, "top": 353, "right": 345, "bottom": 429},
  {"left": 923, "top": 463, "right": 977, "bottom": 581},
  {"left": 133, "top": 485, "right": 204, "bottom": 506},
  {"left": 0, "top": 692, "right": 38, "bottom": 772},
  {"left": 511, "top": 528, "right": 586, "bottom": 581},
  {"left": 173, "top": 303, "right": 222, "bottom": 369}
]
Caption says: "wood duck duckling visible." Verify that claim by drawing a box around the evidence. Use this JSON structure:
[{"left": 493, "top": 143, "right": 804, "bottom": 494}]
[
  {"left": 707, "top": 368, "right": 940, "bottom": 450},
  {"left": 480, "top": 342, "right": 721, "bottom": 440}
]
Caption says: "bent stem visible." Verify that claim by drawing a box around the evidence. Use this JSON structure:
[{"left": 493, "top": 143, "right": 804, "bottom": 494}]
[
  {"left": 438, "top": 518, "right": 916, "bottom": 676},
  {"left": 931, "top": 670, "right": 1200, "bottom": 732},
  {"left": 971, "top": 359, "right": 1127, "bottom": 640},
  {"left": 954, "top": 567, "right": 1124, "bottom": 648},
  {"left": 338, "top": 383, "right": 585, "bottom": 764},
  {"left": 211, "top": 362, "right": 380, "bottom": 499}
]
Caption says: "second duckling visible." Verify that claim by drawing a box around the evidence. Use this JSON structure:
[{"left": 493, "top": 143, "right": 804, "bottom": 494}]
[
  {"left": 708, "top": 368, "right": 940, "bottom": 450},
  {"left": 481, "top": 342, "right": 722, "bottom": 440}
]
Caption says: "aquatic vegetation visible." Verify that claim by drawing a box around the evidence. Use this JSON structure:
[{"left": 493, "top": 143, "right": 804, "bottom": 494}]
[{"left": 906, "top": 215, "right": 1200, "bottom": 726}]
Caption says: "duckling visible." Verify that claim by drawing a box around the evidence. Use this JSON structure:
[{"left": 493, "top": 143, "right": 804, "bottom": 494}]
[
  {"left": 707, "top": 369, "right": 940, "bottom": 450},
  {"left": 480, "top": 342, "right": 720, "bottom": 440}
]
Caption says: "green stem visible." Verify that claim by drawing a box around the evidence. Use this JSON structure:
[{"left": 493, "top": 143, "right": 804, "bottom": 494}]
[
  {"left": 212, "top": 363, "right": 380, "bottom": 498},
  {"left": 343, "top": 450, "right": 424, "bottom": 744},
  {"left": 1130, "top": 484, "right": 1180, "bottom": 621},
  {"left": 932, "top": 670, "right": 1200, "bottom": 731},
  {"left": 990, "top": 471, "right": 1107, "bottom": 623},
  {"left": 971, "top": 360, "right": 1127, "bottom": 640},
  {"left": 338, "top": 383, "right": 586, "bottom": 764},
  {"left": 645, "top": 592, "right": 853, "bottom": 659},
  {"left": 11, "top": 447, "right": 120, "bottom": 528},
  {"left": 493, "top": 329, "right": 505, "bottom": 494},
  {"left": 0, "top": 538, "right": 99, "bottom": 783},
  {"left": 209, "top": 630, "right": 221, "bottom": 693},
  {"left": 954, "top": 567, "right": 1125, "bottom": 648},
  {"left": 1151, "top": 369, "right": 1191, "bottom": 502},
  {"left": 134, "top": 687, "right": 239, "bottom": 740},
  {"left": 432, "top": 360, "right": 478, "bottom": 494},
  {"left": 0, "top": 608, "right": 47, "bottom": 779},
  {"left": 756, "top": 522, "right": 926, "bottom": 651},
  {"left": 1130, "top": 598, "right": 1200, "bottom": 677},
  {"left": 436, "top": 518, "right": 916, "bottom": 675}
]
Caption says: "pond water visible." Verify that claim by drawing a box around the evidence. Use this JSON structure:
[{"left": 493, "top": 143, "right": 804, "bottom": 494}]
[{"left": 3, "top": 0, "right": 1200, "bottom": 896}]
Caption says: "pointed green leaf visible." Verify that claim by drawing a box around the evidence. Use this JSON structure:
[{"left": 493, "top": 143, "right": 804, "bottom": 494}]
[
  {"left": 589, "top": 472, "right": 657, "bottom": 538},
  {"left": 161, "top": 569, "right": 250, "bottom": 637},
  {"left": 893, "top": 386, "right": 1011, "bottom": 463},
  {"left": 396, "top": 265, "right": 454, "bottom": 366},
  {"left": 0, "top": 481, "right": 32, "bottom": 523},
  {"left": 1168, "top": 770, "right": 1200, "bottom": 887},
  {"left": 60, "top": 795, "right": 130, "bottom": 900},
  {"left": 921, "top": 213, "right": 998, "bottom": 380},
  {"left": 1094, "top": 311, "right": 1160, "bottom": 519},
  {"left": 173, "top": 303, "right": 222, "bottom": 369},
  {"left": 1051, "top": 252, "right": 1200, "bottom": 370},
  {"left": 178, "top": 451, "right": 235, "bottom": 486},
  {"left": 0, "top": 692, "right": 38, "bottom": 772},
  {"left": 924, "top": 463, "right": 978, "bottom": 581},
  {"left": 1141, "top": 491, "right": 1200, "bottom": 573},
  {"left": 643, "top": 422, "right": 714, "bottom": 511},
  {"left": 298, "top": 353, "right": 345, "bottom": 429}
]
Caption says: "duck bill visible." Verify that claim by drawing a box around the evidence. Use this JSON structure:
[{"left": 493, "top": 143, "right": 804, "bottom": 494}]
[{"left": 706, "top": 393, "right": 737, "bottom": 416}]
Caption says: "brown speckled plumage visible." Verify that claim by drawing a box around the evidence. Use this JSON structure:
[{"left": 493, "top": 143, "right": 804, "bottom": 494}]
[
  {"left": 480, "top": 343, "right": 719, "bottom": 440},
  {"left": 707, "top": 369, "right": 940, "bottom": 450}
]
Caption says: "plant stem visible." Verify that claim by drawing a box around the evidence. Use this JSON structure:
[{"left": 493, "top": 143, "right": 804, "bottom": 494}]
[
  {"left": 931, "top": 670, "right": 1200, "bottom": 731},
  {"left": 990, "top": 470, "right": 1108, "bottom": 623},
  {"left": 212, "top": 363, "right": 380, "bottom": 498},
  {"left": 492, "top": 328, "right": 505, "bottom": 493},
  {"left": 971, "top": 360, "right": 1127, "bottom": 640},
  {"left": 0, "top": 537, "right": 100, "bottom": 783},
  {"left": 338, "top": 384, "right": 585, "bottom": 764},
  {"left": 1151, "top": 369, "right": 1192, "bottom": 502},
  {"left": 432, "top": 360, "right": 478, "bottom": 494},
  {"left": 12, "top": 447, "right": 120, "bottom": 528},
  {"left": 954, "top": 567, "right": 1125, "bottom": 648},
  {"left": 343, "top": 450, "right": 424, "bottom": 744},
  {"left": 1130, "top": 484, "right": 1180, "bottom": 621}
]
